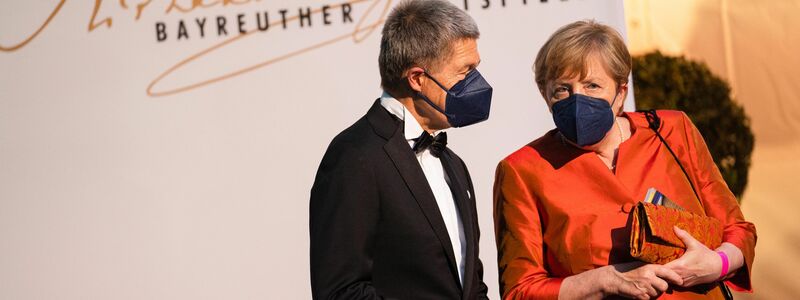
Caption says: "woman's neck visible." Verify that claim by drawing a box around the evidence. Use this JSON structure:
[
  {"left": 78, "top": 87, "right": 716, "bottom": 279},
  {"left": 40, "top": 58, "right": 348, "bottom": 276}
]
[{"left": 587, "top": 116, "right": 630, "bottom": 169}]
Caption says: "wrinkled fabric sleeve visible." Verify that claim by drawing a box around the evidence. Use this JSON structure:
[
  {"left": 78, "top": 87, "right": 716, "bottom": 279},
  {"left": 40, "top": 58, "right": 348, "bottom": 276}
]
[
  {"left": 680, "top": 112, "right": 757, "bottom": 292},
  {"left": 494, "top": 159, "right": 563, "bottom": 300}
]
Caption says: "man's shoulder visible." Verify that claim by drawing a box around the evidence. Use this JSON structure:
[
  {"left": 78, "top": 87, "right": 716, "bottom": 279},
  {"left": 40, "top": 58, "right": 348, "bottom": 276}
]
[{"left": 323, "top": 115, "right": 386, "bottom": 161}]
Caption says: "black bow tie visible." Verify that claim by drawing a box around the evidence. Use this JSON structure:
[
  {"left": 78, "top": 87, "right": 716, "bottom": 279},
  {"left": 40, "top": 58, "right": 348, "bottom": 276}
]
[{"left": 413, "top": 131, "right": 447, "bottom": 158}]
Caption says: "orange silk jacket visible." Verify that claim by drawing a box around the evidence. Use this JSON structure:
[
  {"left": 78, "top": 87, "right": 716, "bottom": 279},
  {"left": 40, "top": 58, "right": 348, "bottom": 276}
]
[{"left": 494, "top": 111, "right": 756, "bottom": 299}]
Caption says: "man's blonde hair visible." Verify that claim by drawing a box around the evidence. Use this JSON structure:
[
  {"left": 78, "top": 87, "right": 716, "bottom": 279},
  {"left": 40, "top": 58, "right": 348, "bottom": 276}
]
[{"left": 533, "top": 20, "right": 632, "bottom": 95}]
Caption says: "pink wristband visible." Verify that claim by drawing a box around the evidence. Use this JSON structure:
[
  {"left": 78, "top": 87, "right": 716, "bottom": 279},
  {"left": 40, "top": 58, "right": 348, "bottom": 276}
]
[{"left": 717, "top": 251, "right": 729, "bottom": 279}]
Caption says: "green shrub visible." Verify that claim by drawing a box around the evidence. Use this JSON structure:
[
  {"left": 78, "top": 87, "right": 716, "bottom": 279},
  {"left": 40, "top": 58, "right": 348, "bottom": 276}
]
[{"left": 632, "top": 51, "right": 754, "bottom": 200}]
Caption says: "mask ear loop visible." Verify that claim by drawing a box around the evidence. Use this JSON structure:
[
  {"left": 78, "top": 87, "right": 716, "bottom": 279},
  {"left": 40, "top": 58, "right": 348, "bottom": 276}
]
[
  {"left": 422, "top": 70, "right": 452, "bottom": 93},
  {"left": 416, "top": 70, "right": 451, "bottom": 116}
]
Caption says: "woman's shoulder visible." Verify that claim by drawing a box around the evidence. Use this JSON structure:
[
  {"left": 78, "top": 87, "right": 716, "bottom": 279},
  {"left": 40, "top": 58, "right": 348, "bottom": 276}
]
[
  {"left": 499, "top": 129, "right": 561, "bottom": 168},
  {"left": 626, "top": 109, "right": 693, "bottom": 132},
  {"left": 654, "top": 110, "right": 690, "bottom": 124},
  {"left": 627, "top": 109, "right": 688, "bottom": 121}
]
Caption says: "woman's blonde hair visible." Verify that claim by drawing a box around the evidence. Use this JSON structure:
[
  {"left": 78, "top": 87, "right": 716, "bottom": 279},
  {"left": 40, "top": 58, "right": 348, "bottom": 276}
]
[{"left": 533, "top": 20, "right": 632, "bottom": 95}]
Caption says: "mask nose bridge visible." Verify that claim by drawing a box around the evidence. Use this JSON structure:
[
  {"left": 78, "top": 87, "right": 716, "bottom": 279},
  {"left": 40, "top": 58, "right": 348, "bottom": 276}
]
[
  {"left": 570, "top": 86, "right": 621, "bottom": 110},
  {"left": 571, "top": 84, "right": 585, "bottom": 97}
]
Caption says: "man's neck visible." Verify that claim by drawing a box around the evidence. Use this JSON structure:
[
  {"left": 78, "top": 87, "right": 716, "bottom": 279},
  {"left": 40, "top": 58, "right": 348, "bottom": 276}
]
[{"left": 395, "top": 96, "right": 441, "bottom": 134}]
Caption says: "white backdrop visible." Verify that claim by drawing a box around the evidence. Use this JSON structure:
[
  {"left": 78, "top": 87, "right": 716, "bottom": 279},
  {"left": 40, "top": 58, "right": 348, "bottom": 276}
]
[{"left": 0, "top": 1, "right": 631, "bottom": 298}]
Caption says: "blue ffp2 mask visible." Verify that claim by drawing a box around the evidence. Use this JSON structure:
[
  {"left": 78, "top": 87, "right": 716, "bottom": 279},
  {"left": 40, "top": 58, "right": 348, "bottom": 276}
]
[
  {"left": 552, "top": 93, "right": 617, "bottom": 146},
  {"left": 418, "top": 69, "right": 493, "bottom": 128}
]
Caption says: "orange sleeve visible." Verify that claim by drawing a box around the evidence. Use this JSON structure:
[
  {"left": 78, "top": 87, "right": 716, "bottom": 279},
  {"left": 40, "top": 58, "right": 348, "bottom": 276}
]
[
  {"left": 680, "top": 112, "right": 757, "bottom": 292},
  {"left": 494, "top": 159, "right": 563, "bottom": 300}
]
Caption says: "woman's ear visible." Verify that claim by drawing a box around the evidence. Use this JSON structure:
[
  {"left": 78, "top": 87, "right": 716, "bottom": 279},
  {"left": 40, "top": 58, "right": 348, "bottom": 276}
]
[
  {"left": 537, "top": 80, "right": 548, "bottom": 99},
  {"left": 618, "top": 82, "right": 629, "bottom": 98},
  {"left": 539, "top": 84, "right": 555, "bottom": 112},
  {"left": 406, "top": 67, "right": 426, "bottom": 93},
  {"left": 615, "top": 82, "right": 629, "bottom": 114}
]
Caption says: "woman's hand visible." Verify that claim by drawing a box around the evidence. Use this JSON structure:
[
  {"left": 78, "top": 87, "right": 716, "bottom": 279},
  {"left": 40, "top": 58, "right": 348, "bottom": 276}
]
[
  {"left": 559, "top": 262, "right": 683, "bottom": 300},
  {"left": 606, "top": 262, "right": 684, "bottom": 299},
  {"left": 665, "top": 226, "right": 729, "bottom": 287}
]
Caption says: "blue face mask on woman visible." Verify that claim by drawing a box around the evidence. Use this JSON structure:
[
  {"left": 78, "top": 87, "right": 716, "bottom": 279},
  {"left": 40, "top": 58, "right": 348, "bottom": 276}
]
[
  {"left": 552, "top": 92, "right": 619, "bottom": 147},
  {"left": 417, "top": 69, "right": 493, "bottom": 128}
]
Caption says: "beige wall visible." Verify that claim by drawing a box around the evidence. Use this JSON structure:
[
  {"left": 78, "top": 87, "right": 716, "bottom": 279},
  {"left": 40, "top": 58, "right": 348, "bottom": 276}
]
[
  {"left": 625, "top": 0, "right": 800, "bottom": 298},
  {"left": 0, "top": 1, "right": 629, "bottom": 298}
]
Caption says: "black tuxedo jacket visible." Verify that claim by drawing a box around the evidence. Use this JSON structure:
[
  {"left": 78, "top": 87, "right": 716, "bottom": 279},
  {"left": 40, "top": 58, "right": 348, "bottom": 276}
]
[{"left": 310, "top": 100, "right": 489, "bottom": 299}]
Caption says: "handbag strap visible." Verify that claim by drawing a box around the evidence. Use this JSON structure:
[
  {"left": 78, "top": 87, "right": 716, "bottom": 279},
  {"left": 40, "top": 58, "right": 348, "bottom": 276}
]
[
  {"left": 641, "top": 109, "right": 704, "bottom": 210},
  {"left": 641, "top": 109, "right": 733, "bottom": 300}
]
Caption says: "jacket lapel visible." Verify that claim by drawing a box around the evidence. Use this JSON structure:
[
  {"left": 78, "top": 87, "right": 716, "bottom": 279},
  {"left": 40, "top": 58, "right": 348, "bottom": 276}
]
[
  {"left": 366, "top": 100, "right": 461, "bottom": 286},
  {"left": 440, "top": 150, "right": 477, "bottom": 297}
]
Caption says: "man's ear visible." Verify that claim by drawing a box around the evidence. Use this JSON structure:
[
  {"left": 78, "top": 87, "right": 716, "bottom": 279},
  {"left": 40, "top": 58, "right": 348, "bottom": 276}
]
[{"left": 406, "top": 67, "right": 426, "bottom": 93}]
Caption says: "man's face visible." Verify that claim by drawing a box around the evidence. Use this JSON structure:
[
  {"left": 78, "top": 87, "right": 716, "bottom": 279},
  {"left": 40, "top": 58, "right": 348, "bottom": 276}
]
[{"left": 419, "top": 38, "right": 481, "bottom": 129}]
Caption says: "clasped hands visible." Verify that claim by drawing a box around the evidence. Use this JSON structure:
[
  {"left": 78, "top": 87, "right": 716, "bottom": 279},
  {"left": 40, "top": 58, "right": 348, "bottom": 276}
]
[{"left": 602, "top": 226, "right": 727, "bottom": 299}]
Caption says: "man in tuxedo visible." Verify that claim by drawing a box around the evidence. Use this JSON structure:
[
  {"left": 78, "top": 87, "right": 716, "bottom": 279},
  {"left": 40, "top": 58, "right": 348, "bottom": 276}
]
[{"left": 309, "top": 0, "right": 492, "bottom": 299}]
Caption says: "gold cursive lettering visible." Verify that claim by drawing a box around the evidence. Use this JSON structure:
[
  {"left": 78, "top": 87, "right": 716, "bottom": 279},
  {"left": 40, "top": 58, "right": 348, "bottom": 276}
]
[
  {"left": 165, "top": 0, "right": 256, "bottom": 14},
  {"left": 135, "top": 0, "right": 154, "bottom": 20},
  {"left": 2, "top": 0, "right": 263, "bottom": 51},
  {"left": 147, "top": 0, "right": 392, "bottom": 97},
  {"left": 89, "top": 0, "right": 113, "bottom": 31},
  {"left": 0, "top": 0, "right": 66, "bottom": 52},
  {"left": 1, "top": 0, "right": 395, "bottom": 97}
]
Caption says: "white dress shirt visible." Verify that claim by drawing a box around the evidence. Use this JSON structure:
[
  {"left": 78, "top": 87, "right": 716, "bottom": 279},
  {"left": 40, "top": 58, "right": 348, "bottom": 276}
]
[{"left": 380, "top": 92, "right": 467, "bottom": 286}]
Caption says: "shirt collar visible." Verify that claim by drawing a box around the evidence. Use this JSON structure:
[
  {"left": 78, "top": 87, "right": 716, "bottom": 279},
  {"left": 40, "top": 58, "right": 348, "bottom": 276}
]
[{"left": 380, "top": 91, "right": 443, "bottom": 142}]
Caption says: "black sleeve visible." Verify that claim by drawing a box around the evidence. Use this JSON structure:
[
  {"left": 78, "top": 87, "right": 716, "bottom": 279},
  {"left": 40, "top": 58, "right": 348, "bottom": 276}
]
[
  {"left": 309, "top": 141, "right": 383, "bottom": 300},
  {"left": 474, "top": 240, "right": 490, "bottom": 300}
]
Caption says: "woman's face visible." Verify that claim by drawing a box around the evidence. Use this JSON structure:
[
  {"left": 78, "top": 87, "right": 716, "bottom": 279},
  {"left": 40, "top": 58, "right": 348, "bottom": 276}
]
[{"left": 543, "top": 54, "right": 626, "bottom": 113}]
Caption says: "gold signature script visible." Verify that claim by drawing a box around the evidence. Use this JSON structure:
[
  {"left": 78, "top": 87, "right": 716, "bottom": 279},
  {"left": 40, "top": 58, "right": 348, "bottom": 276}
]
[{"left": 0, "top": 0, "right": 393, "bottom": 97}]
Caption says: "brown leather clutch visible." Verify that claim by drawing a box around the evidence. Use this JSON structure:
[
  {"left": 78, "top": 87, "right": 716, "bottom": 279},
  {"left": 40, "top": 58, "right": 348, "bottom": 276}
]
[{"left": 630, "top": 202, "right": 723, "bottom": 264}]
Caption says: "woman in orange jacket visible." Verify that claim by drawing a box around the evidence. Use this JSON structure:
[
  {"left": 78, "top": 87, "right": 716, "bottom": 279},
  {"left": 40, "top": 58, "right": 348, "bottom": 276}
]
[{"left": 493, "top": 20, "right": 756, "bottom": 300}]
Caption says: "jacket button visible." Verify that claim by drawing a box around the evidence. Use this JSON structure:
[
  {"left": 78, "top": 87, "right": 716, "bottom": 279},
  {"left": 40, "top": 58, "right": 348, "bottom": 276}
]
[{"left": 621, "top": 203, "right": 634, "bottom": 213}]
